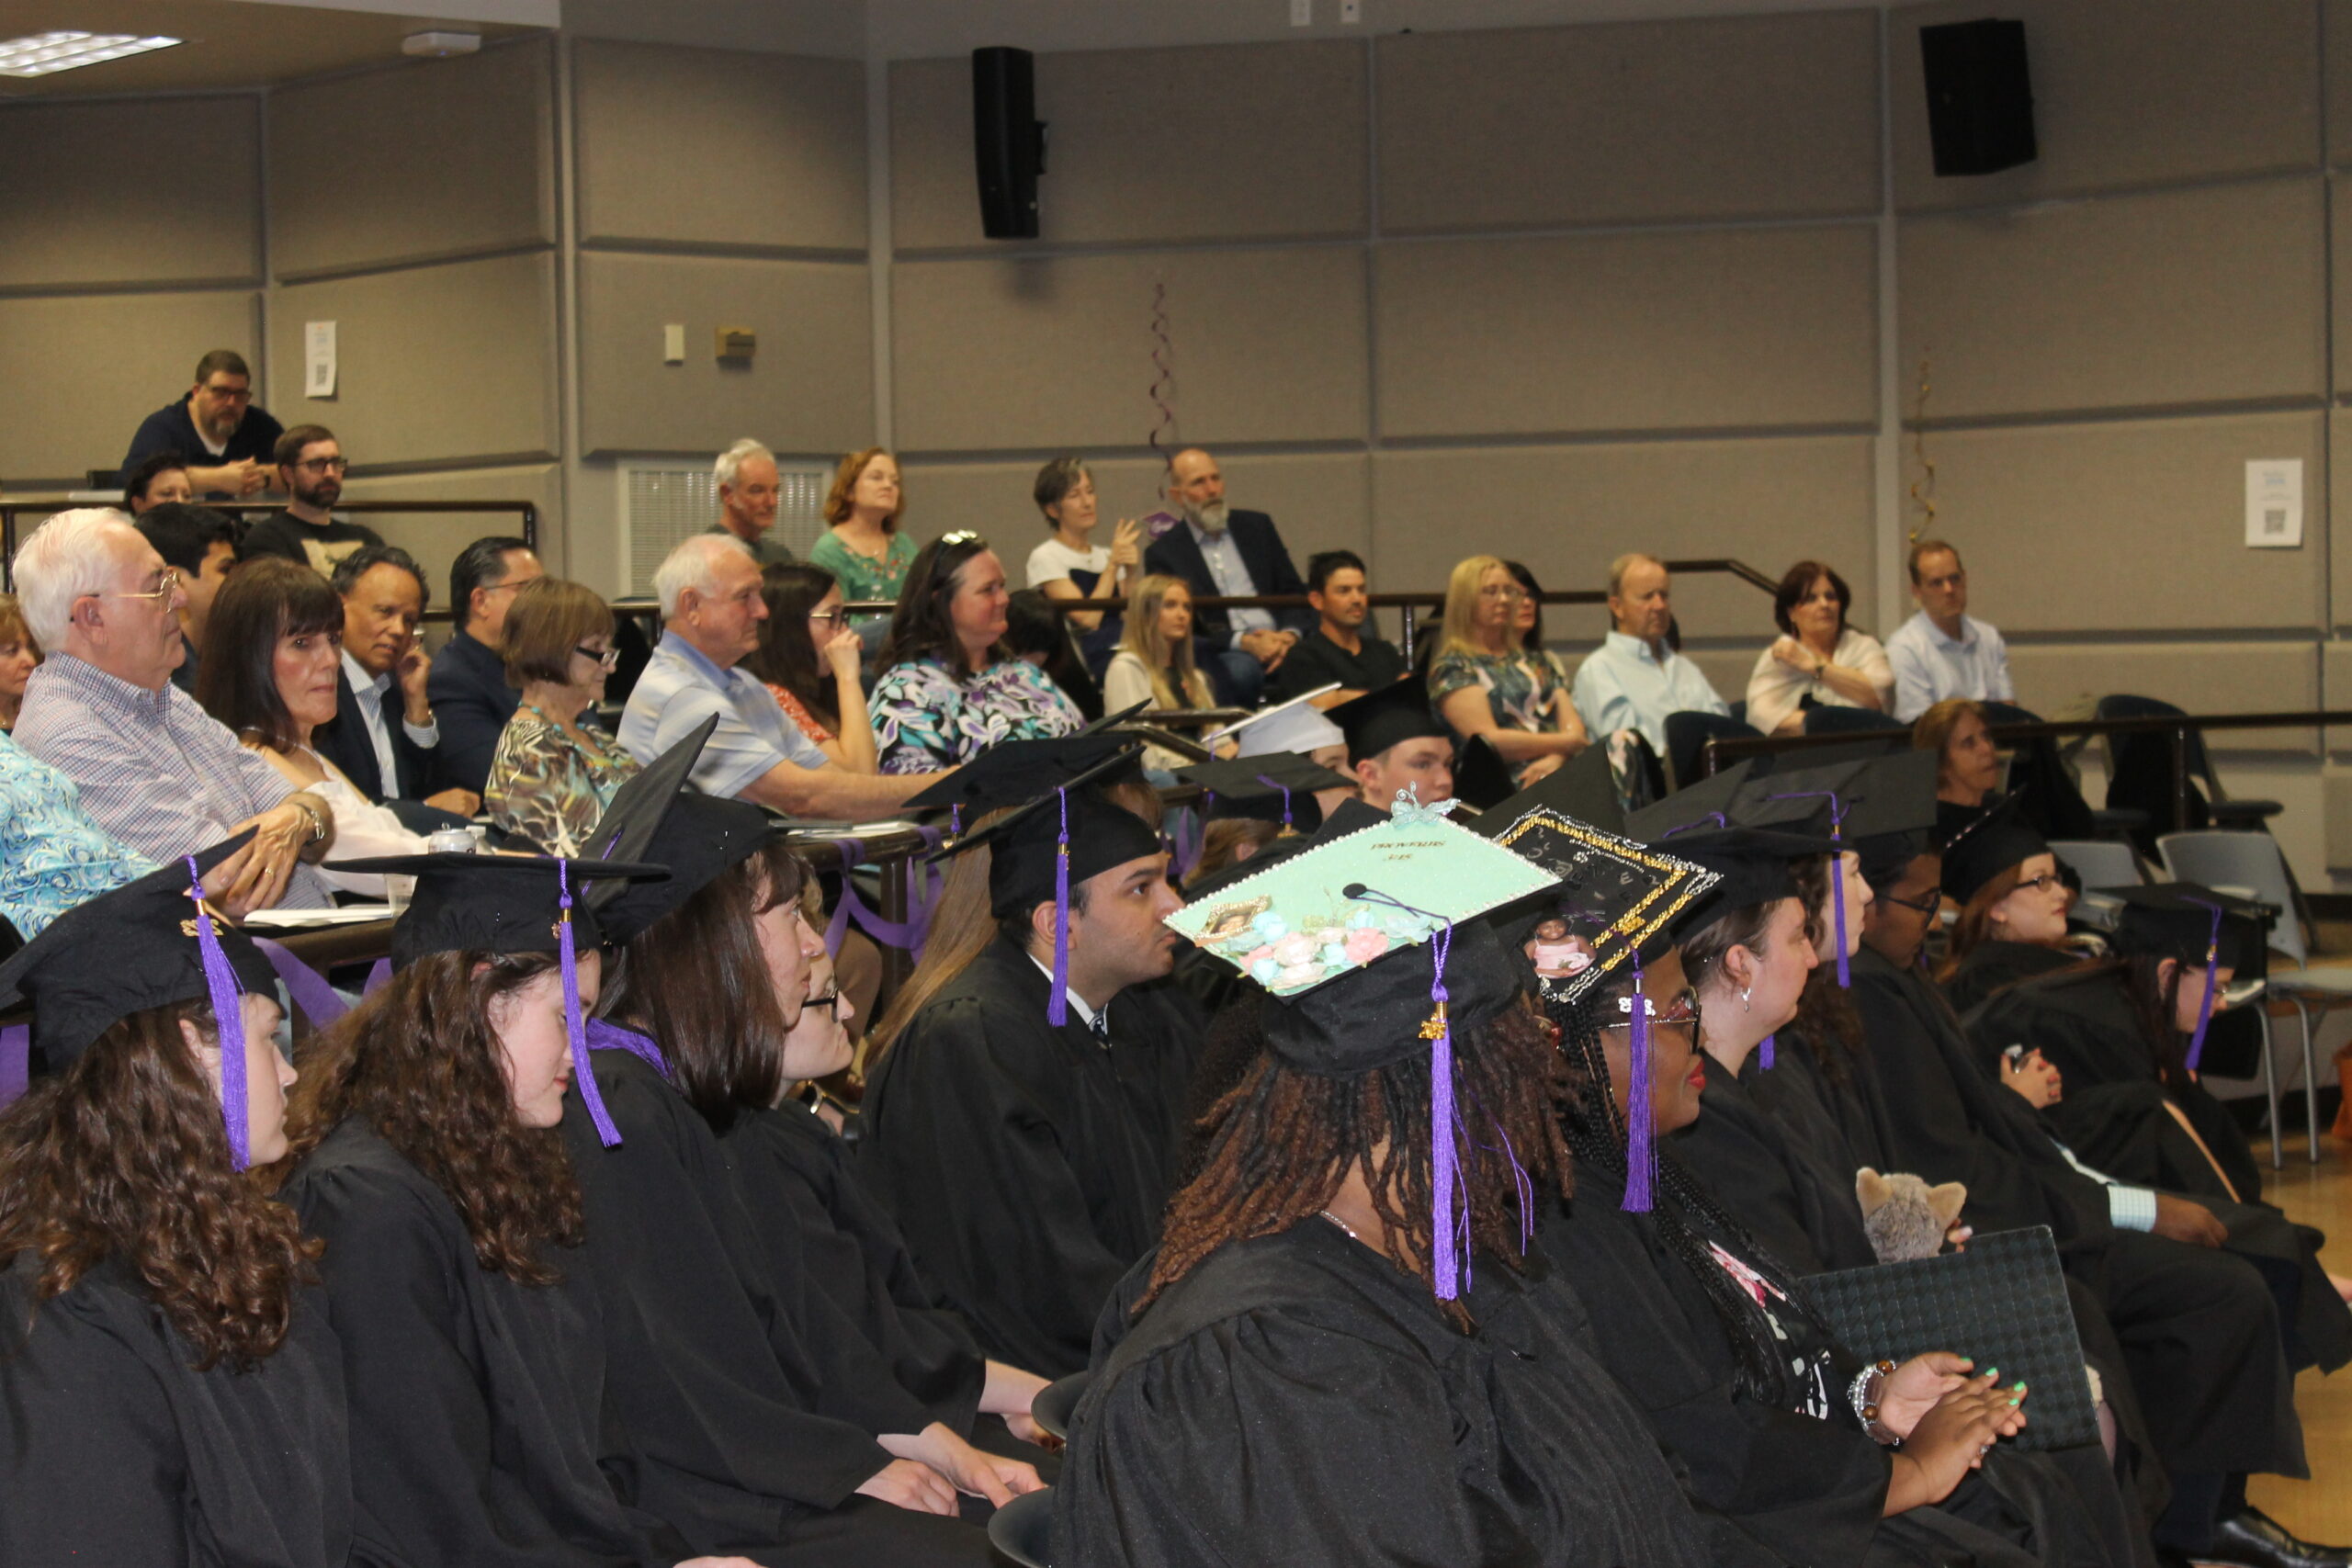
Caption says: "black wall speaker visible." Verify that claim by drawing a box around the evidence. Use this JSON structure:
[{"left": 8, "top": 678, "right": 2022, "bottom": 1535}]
[
  {"left": 1919, "top": 18, "right": 2036, "bottom": 177},
  {"left": 973, "top": 46, "right": 1046, "bottom": 239}
]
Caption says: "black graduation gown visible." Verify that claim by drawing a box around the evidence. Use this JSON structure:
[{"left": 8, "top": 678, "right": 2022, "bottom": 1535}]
[
  {"left": 1944, "top": 940, "right": 2076, "bottom": 1022},
  {"left": 1756, "top": 1025, "right": 1898, "bottom": 1175},
  {"left": 857, "top": 937, "right": 1205, "bottom": 1376},
  {"left": 283, "top": 1118, "right": 691, "bottom": 1568},
  {"left": 1544, "top": 1163, "right": 2108, "bottom": 1568},
  {"left": 718, "top": 1100, "right": 988, "bottom": 1437},
  {"left": 1672, "top": 1052, "right": 1881, "bottom": 1276},
  {"left": 0, "top": 1253, "right": 354, "bottom": 1568},
  {"left": 1052, "top": 1218, "right": 1714, "bottom": 1568},
  {"left": 561, "top": 1047, "right": 997, "bottom": 1566},
  {"left": 1852, "top": 948, "right": 2305, "bottom": 1481}
]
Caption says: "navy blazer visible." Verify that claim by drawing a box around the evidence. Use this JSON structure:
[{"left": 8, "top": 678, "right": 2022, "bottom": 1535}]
[
  {"left": 424, "top": 629, "right": 521, "bottom": 795},
  {"left": 1142, "top": 510, "right": 1317, "bottom": 645},
  {"left": 312, "top": 664, "right": 438, "bottom": 804}
]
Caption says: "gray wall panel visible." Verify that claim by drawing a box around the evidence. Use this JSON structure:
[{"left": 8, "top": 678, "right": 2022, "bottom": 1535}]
[
  {"left": 0, "top": 291, "right": 257, "bottom": 486},
  {"left": 269, "top": 41, "right": 556, "bottom": 281},
  {"left": 577, "top": 252, "right": 874, "bottom": 457},
  {"left": 574, "top": 39, "right": 866, "bottom": 253},
  {"left": 0, "top": 96, "right": 260, "bottom": 291},
  {"left": 2008, "top": 640, "right": 2319, "bottom": 754},
  {"left": 1902, "top": 412, "right": 2325, "bottom": 634},
  {"left": 1376, "top": 225, "right": 1879, "bottom": 438},
  {"left": 1898, "top": 177, "right": 2327, "bottom": 421},
  {"left": 1891, "top": 0, "right": 2319, "bottom": 211},
  {"left": 892, "top": 247, "right": 1367, "bottom": 452},
  {"left": 268, "top": 253, "right": 559, "bottom": 468},
  {"left": 891, "top": 40, "right": 1367, "bottom": 251},
  {"left": 1376, "top": 11, "right": 1879, "bottom": 233},
  {"left": 1371, "top": 435, "right": 1875, "bottom": 650},
  {"left": 338, "top": 462, "right": 560, "bottom": 594}
]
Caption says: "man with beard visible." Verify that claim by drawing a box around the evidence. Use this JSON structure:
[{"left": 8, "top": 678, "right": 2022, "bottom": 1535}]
[
  {"left": 119, "top": 349, "right": 284, "bottom": 501},
  {"left": 1143, "top": 446, "right": 1313, "bottom": 706},
  {"left": 241, "top": 425, "right": 383, "bottom": 572}
]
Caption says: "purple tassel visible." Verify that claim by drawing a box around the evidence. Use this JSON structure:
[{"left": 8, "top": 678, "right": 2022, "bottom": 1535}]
[
  {"left": 585, "top": 1016, "right": 673, "bottom": 1081},
  {"left": 1256, "top": 773, "right": 1294, "bottom": 830},
  {"left": 1623, "top": 952, "right": 1655, "bottom": 1213},
  {"left": 1427, "top": 924, "right": 1467, "bottom": 1300},
  {"left": 1758, "top": 1032, "right": 1776, "bottom": 1070},
  {"left": 559, "top": 863, "right": 623, "bottom": 1148},
  {"left": 951, "top": 803, "right": 963, "bottom": 838},
  {"left": 2183, "top": 898, "right": 2223, "bottom": 1074},
  {"left": 364, "top": 957, "right": 391, "bottom": 995},
  {"left": 184, "top": 856, "right": 250, "bottom": 1171},
  {"left": 1048, "top": 788, "right": 1073, "bottom": 1028}
]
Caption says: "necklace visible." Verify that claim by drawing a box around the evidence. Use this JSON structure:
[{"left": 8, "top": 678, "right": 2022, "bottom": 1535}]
[{"left": 1317, "top": 1208, "right": 1363, "bottom": 1242}]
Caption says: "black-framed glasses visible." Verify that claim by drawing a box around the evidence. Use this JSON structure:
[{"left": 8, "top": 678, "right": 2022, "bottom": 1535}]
[
  {"left": 1880, "top": 886, "right": 1942, "bottom": 918},
  {"left": 804, "top": 987, "right": 842, "bottom": 1017},
  {"left": 574, "top": 644, "right": 620, "bottom": 671},
  {"left": 296, "top": 456, "right": 349, "bottom": 473},
  {"left": 2016, "top": 872, "right": 2063, "bottom": 895}
]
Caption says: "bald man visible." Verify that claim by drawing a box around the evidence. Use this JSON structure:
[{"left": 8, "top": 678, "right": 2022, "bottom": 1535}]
[{"left": 1142, "top": 446, "right": 1314, "bottom": 706}]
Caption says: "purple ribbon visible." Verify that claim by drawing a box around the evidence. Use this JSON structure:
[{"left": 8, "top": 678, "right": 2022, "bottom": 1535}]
[
  {"left": 364, "top": 957, "right": 392, "bottom": 995},
  {"left": 1660, "top": 811, "right": 1730, "bottom": 838},
  {"left": 1167, "top": 805, "right": 1204, "bottom": 883},
  {"left": 1049, "top": 789, "right": 1073, "bottom": 1028},
  {"left": 2182, "top": 897, "right": 2225, "bottom": 1073},
  {"left": 1624, "top": 950, "right": 1654, "bottom": 1213},
  {"left": 585, "top": 1016, "right": 673, "bottom": 1081},
  {"left": 0, "top": 1024, "right": 27, "bottom": 1111},
  {"left": 823, "top": 832, "right": 944, "bottom": 959},
  {"left": 1254, "top": 773, "right": 1295, "bottom": 830},
  {"left": 183, "top": 856, "right": 250, "bottom": 1171},
  {"left": 1758, "top": 1032, "right": 1775, "bottom": 1070},
  {"left": 252, "top": 938, "right": 349, "bottom": 1030},
  {"left": 1768, "top": 789, "right": 1851, "bottom": 990},
  {"left": 560, "top": 863, "right": 622, "bottom": 1148}
]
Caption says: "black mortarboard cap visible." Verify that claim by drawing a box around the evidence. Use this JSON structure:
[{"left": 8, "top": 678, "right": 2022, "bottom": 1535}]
[
  {"left": 1622, "top": 759, "right": 1758, "bottom": 842},
  {"left": 594, "top": 794, "right": 786, "bottom": 948},
  {"left": 1451, "top": 735, "right": 1516, "bottom": 811},
  {"left": 1480, "top": 807, "right": 1718, "bottom": 1007},
  {"left": 1079, "top": 698, "right": 1151, "bottom": 736},
  {"left": 1471, "top": 742, "right": 1625, "bottom": 838},
  {"left": 1261, "top": 917, "right": 1523, "bottom": 1078},
  {"left": 1327, "top": 677, "right": 1449, "bottom": 767},
  {"left": 1938, "top": 792, "right": 2049, "bottom": 904},
  {"left": 2104, "top": 882, "right": 2270, "bottom": 1070},
  {"left": 1179, "top": 752, "right": 1351, "bottom": 832},
  {"left": 0, "top": 832, "right": 278, "bottom": 1077},
  {"left": 571, "top": 716, "right": 717, "bottom": 878},
  {"left": 904, "top": 730, "right": 1141, "bottom": 819},
  {"left": 1649, "top": 827, "right": 1839, "bottom": 928}
]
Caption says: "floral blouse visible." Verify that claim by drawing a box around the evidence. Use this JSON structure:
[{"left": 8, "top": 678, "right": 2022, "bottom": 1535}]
[
  {"left": 764, "top": 683, "right": 836, "bottom": 746},
  {"left": 808, "top": 530, "right": 919, "bottom": 620},
  {"left": 0, "top": 730, "right": 153, "bottom": 938},
  {"left": 868, "top": 657, "right": 1083, "bottom": 773},
  {"left": 484, "top": 709, "right": 643, "bottom": 855},
  {"left": 1430, "top": 648, "right": 1577, "bottom": 782}
]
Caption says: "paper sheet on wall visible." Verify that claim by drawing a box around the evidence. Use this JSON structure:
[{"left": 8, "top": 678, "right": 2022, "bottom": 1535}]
[
  {"left": 2245, "top": 459, "right": 2301, "bottom": 548},
  {"left": 304, "top": 321, "right": 337, "bottom": 400}
]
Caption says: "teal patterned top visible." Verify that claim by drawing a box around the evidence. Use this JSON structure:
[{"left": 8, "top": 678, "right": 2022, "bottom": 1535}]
[
  {"left": 808, "top": 529, "right": 919, "bottom": 619},
  {"left": 868, "top": 657, "right": 1083, "bottom": 773},
  {"left": 0, "top": 729, "right": 153, "bottom": 937}
]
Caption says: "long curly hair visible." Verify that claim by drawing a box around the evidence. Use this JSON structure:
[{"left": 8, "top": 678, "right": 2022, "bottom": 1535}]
[
  {"left": 1552, "top": 979, "right": 1806, "bottom": 1405},
  {"left": 1143, "top": 998, "right": 1574, "bottom": 1328},
  {"left": 0, "top": 1001, "right": 318, "bottom": 1370},
  {"left": 277, "top": 953, "right": 582, "bottom": 1285}
]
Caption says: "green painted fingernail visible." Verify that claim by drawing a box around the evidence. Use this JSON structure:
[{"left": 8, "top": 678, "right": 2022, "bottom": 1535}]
[
  {"left": 1984, "top": 1367, "right": 1998, "bottom": 1379},
  {"left": 2009, "top": 1396, "right": 2023, "bottom": 1406},
  {"left": 2012, "top": 1381, "right": 2027, "bottom": 1392}
]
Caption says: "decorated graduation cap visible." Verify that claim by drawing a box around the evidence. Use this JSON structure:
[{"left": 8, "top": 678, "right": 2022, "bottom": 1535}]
[
  {"left": 939, "top": 742, "right": 1161, "bottom": 1026},
  {"left": 1179, "top": 751, "right": 1352, "bottom": 832},
  {"left": 1328, "top": 678, "right": 1450, "bottom": 767},
  {"left": 1204, "top": 685, "right": 1344, "bottom": 759},
  {"left": 1937, "top": 791, "right": 2049, "bottom": 904},
  {"left": 1170, "top": 795, "right": 1559, "bottom": 1298},
  {"left": 330, "top": 851, "right": 666, "bottom": 1148},
  {"left": 2104, "top": 883, "right": 2270, "bottom": 1071},
  {"left": 1470, "top": 740, "right": 1625, "bottom": 837},
  {"left": 1451, "top": 735, "right": 1517, "bottom": 812},
  {"left": 0, "top": 832, "right": 279, "bottom": 1168}
]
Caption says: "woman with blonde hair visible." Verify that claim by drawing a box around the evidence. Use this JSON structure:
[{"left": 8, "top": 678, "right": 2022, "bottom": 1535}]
[
  {"left": 0, "top": 592, "right": 41, "bottom": 732},
  {"left": 810, "top": 447, "right": 918, "bottom": 618},
  {"left": 1428, "top": 554, "right": 1586, "bottom": 785},
  {"left": 1102, "top": 574, "right": 1218, "bottom": 773}
]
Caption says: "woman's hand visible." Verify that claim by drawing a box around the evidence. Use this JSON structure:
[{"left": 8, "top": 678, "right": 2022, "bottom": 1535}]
[
  {"left": 1518, "top": 753, "right": 1566, "bottom": 784},
  {"left": 2000, "top": 1046, "right": 2064, "bottom": 1108},
  {"left": 854, "top": 1457, "right": 959, "bottom": 1516},
  {"left": 884, "top": 1423, "right": 1043, "bottom": 1506},
  {"left": 1770, "top": 635, "right": 1817, "bottom": 672},
  {"left": 1884, "top": 1375, "right": 2028, "bottom": 1513},
  {"left": 1109, "top": 517, "right": 1143, "bottom": 575},
  {"left": 821, "top": 623, "right": 864, "bottom": 684},
  {"left": 1876, "top": 1352, "right": 1973, "bottom": 1439}
]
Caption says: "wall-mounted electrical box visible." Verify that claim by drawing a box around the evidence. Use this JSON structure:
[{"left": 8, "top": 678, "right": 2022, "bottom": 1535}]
[{"left": 716, "top": 327, "right": 756, "bottom": 362}]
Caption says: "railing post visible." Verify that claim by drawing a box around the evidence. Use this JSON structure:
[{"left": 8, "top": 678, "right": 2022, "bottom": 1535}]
[
  {"left": 2170, "top": 726, "right": 2192, "bottom": 833},
  {"left": 1398, "top": 603, "right": 1416, "bottom": 665},
  {"left": 878, "top": 847, "right": 912, "bottom": 993}
]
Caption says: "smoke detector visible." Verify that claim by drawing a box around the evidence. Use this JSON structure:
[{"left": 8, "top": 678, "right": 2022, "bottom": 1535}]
[{"left": 402, "top": 30, "right": 481, "bottom": 58}]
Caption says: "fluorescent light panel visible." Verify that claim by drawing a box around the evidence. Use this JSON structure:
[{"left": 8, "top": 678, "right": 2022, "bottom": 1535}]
[{"left": 0, "top": 30, "right": 182, "bottom": 78}]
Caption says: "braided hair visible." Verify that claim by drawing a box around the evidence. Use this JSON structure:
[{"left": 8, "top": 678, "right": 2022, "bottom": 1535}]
[
  {"left": 1551, "top": 980, "right": 1807, "bottom": 1405},
  {"left": 1144, "top": 998, "right": 1574, "bottom": 1329}
]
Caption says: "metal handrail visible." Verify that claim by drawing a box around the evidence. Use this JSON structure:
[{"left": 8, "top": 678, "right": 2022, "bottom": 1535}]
[{"left": 1702, "top": 707, "right": 2352, "bottom": 832}]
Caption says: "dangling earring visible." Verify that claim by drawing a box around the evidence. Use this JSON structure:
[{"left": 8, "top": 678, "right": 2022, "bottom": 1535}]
[{"left": 1741, "top": 987, "right": 1752, "bottom": 1011}]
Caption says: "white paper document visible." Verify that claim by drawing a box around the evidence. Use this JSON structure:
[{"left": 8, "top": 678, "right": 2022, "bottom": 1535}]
[
  {"left": 2245, "top": 459, "right": 2301, "bottom": 548},
  {"left": 305, "top": 321, "right": 338, "bottom": 399}
]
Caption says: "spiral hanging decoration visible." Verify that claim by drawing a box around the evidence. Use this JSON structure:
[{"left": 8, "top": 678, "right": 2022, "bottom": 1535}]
[
  {"left": 1907, "top": 351, "right": 1937, "bottom": 546},
  {"left": 1148, "top": 280, "right": 1179, "bottom": 464}
]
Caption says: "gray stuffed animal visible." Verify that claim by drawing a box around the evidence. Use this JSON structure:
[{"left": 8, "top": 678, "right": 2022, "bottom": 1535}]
[{"left": 1855, "top": 1168, "right": 1967, "bottom": 1264}]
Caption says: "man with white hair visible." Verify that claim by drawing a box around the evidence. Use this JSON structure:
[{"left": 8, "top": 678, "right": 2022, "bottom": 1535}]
[
  {"left": 706, "top": 437, "right": 793, "bottom": 567},
  {"left": 1569, "top": 551, "right": 1728, "bottom": 755},
  {"left": 618, "top": 534, "right": 945, "bottom": 815},
  {"left": 11, "top": 509, "right": 335, "bottom": 909}
]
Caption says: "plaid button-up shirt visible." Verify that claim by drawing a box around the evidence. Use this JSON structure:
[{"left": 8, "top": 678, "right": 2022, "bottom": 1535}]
[{"left": 14, "top": 654, "right": 331, "bottom": 908}]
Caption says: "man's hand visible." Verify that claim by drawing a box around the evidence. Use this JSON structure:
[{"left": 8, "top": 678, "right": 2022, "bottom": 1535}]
[
  {"left": 192, "top": 457, "right": 270, "bottom": 497},
  {"left": 854, "top": 1458, "right": 958, "bottom": 1517},
  {"left": 1240, "top": 628, "right": 1289, "bottom": 670},
  {"left": 2152, "top": 1193, "right": 2226, "bottom": 1248},
  {"left": 394, "top": 639, "right": 434, "bottom": 726},
  {"left": 884, "top": 1423, "right": 1045, "bottom": 1507},
  {"left": 424, "top": 788, "right": 481, "bottom": 817}
]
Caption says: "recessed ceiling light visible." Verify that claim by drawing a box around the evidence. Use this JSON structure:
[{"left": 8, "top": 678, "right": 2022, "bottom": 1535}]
[{"left": 0, "top": 31, "right": 182, "bottom": 79}]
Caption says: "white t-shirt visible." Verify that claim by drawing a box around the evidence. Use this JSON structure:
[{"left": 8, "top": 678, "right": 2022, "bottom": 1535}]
[{"left": 1026, "top": 536, "right": 1112, "bottom": 590}]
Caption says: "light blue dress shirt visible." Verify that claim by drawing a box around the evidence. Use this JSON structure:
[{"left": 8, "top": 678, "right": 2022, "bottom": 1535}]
[
  {"left": 1568, "top": 631, "right": 1729, "bottom": 754},
  {"left": 1884, "top": 611, "right": 2015, "bottom": 722},
  {"left": 1187, "top": 520, "right": 1275, "bottom": 646},
  {"left": 616, "top": 632, "right": 829, "bottom": 801}
]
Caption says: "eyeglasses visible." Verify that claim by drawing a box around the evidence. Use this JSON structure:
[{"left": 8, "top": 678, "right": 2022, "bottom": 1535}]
[
  {"left": 573, "top": 644, "right": 620, "bottom": 671},
  {"left": 1479, "top": 584, "right": 1527, "bottom": 601},
  {"left": 2016, "top": 873, "right": 2064, "bottom": 895},
  {"left": 98, "top": 569, "right": 182, "bottom": 605},
  {"left": 296, "top": 456, "right": 349, "bottom": 473},
  {"left": 940, "top": 530, "right": 984, "bottom": 547},
  {"left": 808, "top": 607, "right": 848, "bottom": 627},
  {"left": 1880, "top": 887, "right": 1943, "bottom": 918},
  {"left": 804, "top": 987, "right": 842, "bottom": 1018}
]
